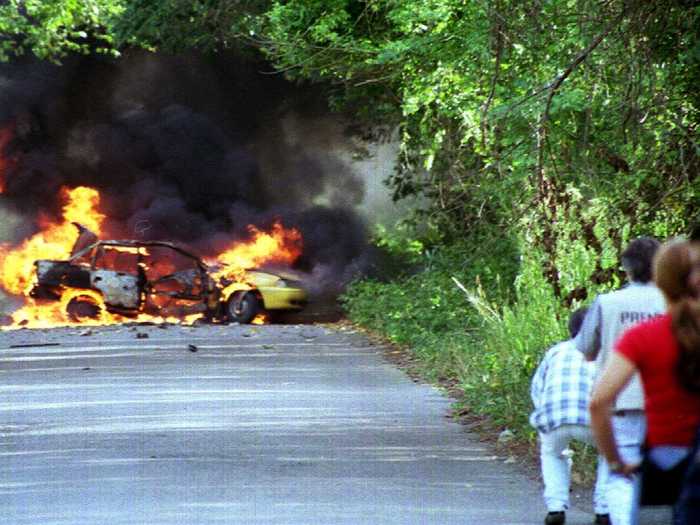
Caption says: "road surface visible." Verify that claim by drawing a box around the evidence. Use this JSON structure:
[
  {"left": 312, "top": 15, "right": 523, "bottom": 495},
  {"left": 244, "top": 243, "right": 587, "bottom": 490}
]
[{"left": 0, "top": 323, "right": 660, "bottom": 524}]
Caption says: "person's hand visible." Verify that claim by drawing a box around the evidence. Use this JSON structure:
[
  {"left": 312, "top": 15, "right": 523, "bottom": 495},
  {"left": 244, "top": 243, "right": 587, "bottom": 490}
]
[{"left": 609, "top": 460, "right": 639, "bottom": 478}]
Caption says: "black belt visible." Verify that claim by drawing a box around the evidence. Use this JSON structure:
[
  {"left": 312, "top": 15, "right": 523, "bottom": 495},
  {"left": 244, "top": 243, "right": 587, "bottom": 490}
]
[{"left": 613, "top": 409, "right": 644, "bottom": 416}]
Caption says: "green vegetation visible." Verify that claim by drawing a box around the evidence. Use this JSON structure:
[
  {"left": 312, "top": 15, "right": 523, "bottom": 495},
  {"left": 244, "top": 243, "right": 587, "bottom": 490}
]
[
  {"left": 0, "top": 0, "right": 123, "bottom": 61},
  {"left": 255, "top": 0, "right": 700, "bottom": 443},
  {"left": 342, "top": 221, "right": 607, "bottom": 439},
  {"left": 1, "top": 0, "right": 699, "bottom": 448}
]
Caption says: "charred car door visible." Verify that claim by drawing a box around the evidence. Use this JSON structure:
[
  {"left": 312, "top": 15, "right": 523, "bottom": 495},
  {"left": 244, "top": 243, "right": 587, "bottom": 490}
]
[
  {"left": 141, "top": 245, "right": 212, "bottom": 317},
  {"left": 90, "top": 244, "right": 142, "bottom": 311}
]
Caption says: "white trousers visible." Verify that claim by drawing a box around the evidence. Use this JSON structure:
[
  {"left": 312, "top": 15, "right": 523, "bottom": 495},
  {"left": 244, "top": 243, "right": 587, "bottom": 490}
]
[
  {"left": 606, "top": 413, "right": 645, "bottom": 525},
  {"left": 539, "top": 424, "right": 609, "bottom": 514}
]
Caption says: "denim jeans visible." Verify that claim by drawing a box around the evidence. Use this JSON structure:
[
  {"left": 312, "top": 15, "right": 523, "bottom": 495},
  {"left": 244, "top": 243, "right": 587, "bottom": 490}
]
[
  {"left": 606, "top": 412, "right": 645, "bottom": 525},
  {"left": 539, "top": 424, "right": 609, "bottom": 514}
]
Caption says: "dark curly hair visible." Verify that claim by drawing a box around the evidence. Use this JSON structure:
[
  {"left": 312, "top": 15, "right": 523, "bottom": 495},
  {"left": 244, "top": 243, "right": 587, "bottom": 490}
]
[
  {"left": 621, "top": 237, "right": 661, "bottom": 283},
  {"left": 568, "top": 307, "right": 588, "bottom": 339}
]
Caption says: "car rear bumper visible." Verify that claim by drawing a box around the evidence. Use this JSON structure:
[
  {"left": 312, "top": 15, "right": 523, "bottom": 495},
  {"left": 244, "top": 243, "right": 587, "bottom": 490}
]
[{"left": 258, "top": 287, "right": 308, "bottom": 310}]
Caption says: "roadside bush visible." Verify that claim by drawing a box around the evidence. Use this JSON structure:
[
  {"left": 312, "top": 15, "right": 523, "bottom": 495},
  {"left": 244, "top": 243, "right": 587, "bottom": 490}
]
[
  {"left": 344, "top": 227, "right": 515, "bottom": 375},
  {"left": 343, "top": 200, "right": 693, "bottom": 472},
  {"left": 345, "top": 239, "right": 571, "bottom": 436},
  {"left": 343, "top": 205, "right": 644, "bottom": 437}
]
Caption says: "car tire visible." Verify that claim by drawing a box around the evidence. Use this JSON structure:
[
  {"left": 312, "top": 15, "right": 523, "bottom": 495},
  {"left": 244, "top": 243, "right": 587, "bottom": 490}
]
[
  {"left": 227, "top": 292, "right": 260, "bottom": 324},
  {"left": 66, "top": 295, "right": 103, "bottom": 322}
]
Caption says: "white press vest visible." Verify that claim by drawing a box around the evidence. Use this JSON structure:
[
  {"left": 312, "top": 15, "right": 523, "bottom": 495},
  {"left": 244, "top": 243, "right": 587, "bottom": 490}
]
[{"left": 597, "top": 282, "right": 666, "bottom": 410}]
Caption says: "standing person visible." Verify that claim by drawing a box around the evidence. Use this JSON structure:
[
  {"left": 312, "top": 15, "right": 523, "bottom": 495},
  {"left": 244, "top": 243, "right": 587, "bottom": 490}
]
[
  {"left": 590, "top": 239, "right": 700, "bottom": 523},
  {"left": 530, "top": 307, "right": 610, "bottom": 525},
  {"left": 575, "top": 237, "right": 666, "bottom": 525}
]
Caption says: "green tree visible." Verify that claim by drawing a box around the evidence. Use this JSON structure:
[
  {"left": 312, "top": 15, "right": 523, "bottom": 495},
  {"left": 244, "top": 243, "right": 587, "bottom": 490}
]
[
  {"left": 258, "top": 0, "right": 699, "bottom": 295},
  {"left": 1, "top": 0, "right": 698, "bottom": 298},
  {"left": 0, "top": 0, "right": 124, "bottom": 61}
]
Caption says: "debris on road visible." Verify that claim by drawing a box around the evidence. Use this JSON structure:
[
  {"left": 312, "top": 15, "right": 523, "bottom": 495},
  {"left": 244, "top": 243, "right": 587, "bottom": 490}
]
[
  {"left": 300, "top": 330, "right": 316, "bottom": 341},
  {"left": 9, "top": 342, "right": 61, "bottom": 349},
  {"left": 136, "top": 332, "right": 149, "bottom": 339},
  {"left": 79, "top": 329, "right": 93, "bottom": 337},
  {"left": 188, "top": 344, "right": 198, "bottom": 352},
  {"left": 498, "top": 429, "right": 515, "bottom": 444}
]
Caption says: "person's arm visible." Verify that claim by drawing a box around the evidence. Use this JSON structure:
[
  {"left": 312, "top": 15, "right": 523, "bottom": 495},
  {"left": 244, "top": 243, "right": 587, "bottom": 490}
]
[
  {"left": 575, "top": 299, "right": 602, "bottom": 361},
  {"left": 530, "top": 353, "right": 548, "bottom": 409},
  {"left": 589, "top": 352, "right": 638, "bottom": 476}
]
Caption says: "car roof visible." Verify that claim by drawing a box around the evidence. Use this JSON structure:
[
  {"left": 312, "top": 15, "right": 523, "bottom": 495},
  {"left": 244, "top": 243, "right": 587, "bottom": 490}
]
[{"left": 71, "top": 239, "right": 206, "bottom": 265}]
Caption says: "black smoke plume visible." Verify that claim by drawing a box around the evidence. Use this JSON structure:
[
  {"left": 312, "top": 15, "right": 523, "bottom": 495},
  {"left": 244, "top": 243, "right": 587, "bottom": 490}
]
[{"left": 0, "top": 50, "right": 375, "bottom": 296}]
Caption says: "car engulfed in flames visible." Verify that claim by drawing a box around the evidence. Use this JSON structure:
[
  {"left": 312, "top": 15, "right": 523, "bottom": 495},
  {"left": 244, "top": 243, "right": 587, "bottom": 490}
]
[{"left": 29, "top": 228, "right": 308, "bottom": 325}]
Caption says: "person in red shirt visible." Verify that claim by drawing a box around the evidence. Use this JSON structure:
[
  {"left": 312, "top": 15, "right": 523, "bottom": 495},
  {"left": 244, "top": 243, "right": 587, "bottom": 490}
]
[{"left": 590, "top": 239, "right": 700, "bottom": 524}]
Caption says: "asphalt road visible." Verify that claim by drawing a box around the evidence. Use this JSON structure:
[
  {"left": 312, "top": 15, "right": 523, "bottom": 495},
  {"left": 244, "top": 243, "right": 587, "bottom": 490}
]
[{"left": 0, "top": 323, "right": 654, "bottom": 525}]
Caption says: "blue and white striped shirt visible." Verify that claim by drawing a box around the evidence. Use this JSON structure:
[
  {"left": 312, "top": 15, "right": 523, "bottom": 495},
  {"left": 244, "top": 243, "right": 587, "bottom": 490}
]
[{"left": 530, "top": 340, "right": 595, "bottom": 433}]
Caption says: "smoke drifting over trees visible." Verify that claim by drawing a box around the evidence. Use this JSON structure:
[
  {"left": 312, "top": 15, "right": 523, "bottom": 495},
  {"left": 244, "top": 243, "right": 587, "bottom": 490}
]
[{"left": 0, "top": 51, "right": 382, "bottom": 293}]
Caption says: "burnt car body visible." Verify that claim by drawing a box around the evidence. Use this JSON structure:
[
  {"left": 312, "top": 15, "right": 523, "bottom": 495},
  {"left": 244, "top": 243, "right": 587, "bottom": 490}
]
[{"left": 30, "top": 236, "right": 307, "bottom": 324}]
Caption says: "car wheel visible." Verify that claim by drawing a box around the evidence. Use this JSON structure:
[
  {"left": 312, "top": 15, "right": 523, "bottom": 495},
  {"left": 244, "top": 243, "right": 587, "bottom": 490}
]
[
  {"left": 66, "top": 295, "right": 102, "bottom": 322},
  {"left": 227, "top": 292, "right": 260, "bottom": 324}
]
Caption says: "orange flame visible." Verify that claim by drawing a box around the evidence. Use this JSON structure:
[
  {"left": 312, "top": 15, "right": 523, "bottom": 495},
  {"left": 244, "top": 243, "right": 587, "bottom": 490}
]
[
  {"left": 8, "top": 290, "right": 202, "bottom": 329},
  {"left": 1, "top": 185, "right": 301, "bottom": 329},
  {"left": 212, "top": 221, "right": 302, "bottom": 280},
  {"left": 10, "top": 289, "right": 114, "bottom": 329},
  {"left": 0, "top": 186, "right": 105, "bottom": 296},
  {"left": 251, "top": 312, "right": 269, "bottom": 325}
]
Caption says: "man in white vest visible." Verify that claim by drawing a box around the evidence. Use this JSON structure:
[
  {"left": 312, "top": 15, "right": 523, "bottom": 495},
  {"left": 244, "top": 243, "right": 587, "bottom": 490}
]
[{"left": 575, "top": 237, "right": 665, "bottom": 525}]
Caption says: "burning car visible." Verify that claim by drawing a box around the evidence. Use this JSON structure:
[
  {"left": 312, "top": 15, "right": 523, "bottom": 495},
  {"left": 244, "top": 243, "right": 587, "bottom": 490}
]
[{"left": 28, "top": 226, "right": 307, "bottom": 324}]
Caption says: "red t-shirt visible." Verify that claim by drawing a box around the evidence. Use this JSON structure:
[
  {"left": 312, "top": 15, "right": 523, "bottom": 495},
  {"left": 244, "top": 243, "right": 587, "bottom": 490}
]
[{"left": 615, "top": 313, "right": 700, "bottom": 447}]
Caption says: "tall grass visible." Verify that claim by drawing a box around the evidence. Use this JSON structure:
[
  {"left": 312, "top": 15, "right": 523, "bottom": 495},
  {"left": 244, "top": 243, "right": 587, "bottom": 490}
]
[
  {"left": 454, "top": 255, "right": 569, "bottom": 433},
  {"left": 341, "top": 230, "right": 586, "bottom": 440}
]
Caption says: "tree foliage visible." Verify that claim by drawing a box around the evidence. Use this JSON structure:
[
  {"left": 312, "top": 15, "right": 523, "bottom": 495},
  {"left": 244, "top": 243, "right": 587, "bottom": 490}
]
[
  {"left": 111, "top": 0, "right": 270, "bottom": 54},
  {"left": 257, "top": 0, "right": 700, "bottom": 301},
  {"left": 0, "top": 0, "right": 698, "bottom": 302},
  {"left": 0, "top": 0, "right": 124, "bottom": 61}
]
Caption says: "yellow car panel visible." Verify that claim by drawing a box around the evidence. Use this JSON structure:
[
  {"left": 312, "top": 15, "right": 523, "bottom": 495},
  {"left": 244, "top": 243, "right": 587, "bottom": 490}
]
[
  {"left": 258, "top": 286, "right": 307, "bottom": 310},
  {"left": 245, "top": 270, "right": 307, "bottom": 311}
]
